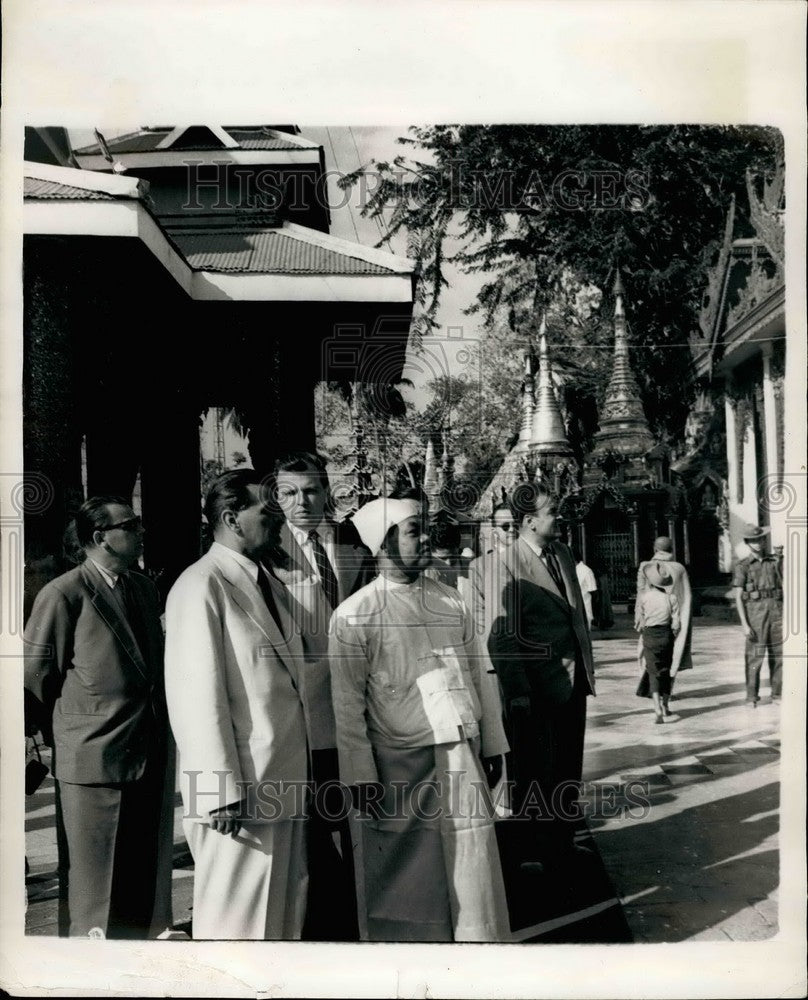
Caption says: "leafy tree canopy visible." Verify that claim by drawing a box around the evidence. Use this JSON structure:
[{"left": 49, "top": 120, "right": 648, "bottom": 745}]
[{"left": 341, "top": 125, "right": 780, "bottom": 445}]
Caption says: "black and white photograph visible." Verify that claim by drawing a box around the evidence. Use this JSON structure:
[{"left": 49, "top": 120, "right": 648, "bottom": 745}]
[{"left": 1, "top": 3, "right": 805, "bottom": 997}]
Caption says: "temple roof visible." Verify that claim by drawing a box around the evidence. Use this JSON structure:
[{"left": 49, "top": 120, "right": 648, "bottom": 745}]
[
  {"left": 24, "top": 163, "right": 414, "bottom": 299},
  {"left": 24, "top": 177, "right": 117, "bottom": 201},
  {"left": 73, "top": 126, "right": 318, "bottom": 156},
  {"left": 171, "top": 225, "right": 402, "bottom": 276}
]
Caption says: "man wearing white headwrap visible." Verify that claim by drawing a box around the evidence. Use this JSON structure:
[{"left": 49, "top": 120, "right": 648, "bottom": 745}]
[{"left": 329, "top": 497, "right": 511, "bottom": 942}]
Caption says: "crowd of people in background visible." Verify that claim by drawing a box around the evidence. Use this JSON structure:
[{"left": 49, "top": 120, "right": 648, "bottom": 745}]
[{"left": 23, "top": 453, "right": 784, "bottom": 942}]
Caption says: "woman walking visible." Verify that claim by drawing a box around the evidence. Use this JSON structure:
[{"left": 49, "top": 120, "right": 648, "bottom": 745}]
[{"left": 635, "top": 563, "right": 681, "bottom": 723}]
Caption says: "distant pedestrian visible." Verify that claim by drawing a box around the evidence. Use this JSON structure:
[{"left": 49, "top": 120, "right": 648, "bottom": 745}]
[
  {"left": 424, "top": 517, "right": 464, "bottom": 590},
  {"left": 572, "top": 548, "right": 598, "bottom": 630},
  {"left": 733, "top": 524, "right": 782, "bottom": 707},
  {"left": 636, "top": 536, "right": 693, "bottom": 703},
  {"left": 634, "top": 563, "right": 680, "bottom": 723}
]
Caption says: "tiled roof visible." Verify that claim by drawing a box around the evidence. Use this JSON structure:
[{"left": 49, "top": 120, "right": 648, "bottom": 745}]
[
  {"left": 171, "top": 229, "right": 397, "bottom": 275},
  {"left": 24, "top": 177, "right": 116, "bottom": 201},
  {"left": 74, "top": 128, "right": 318, "bottom": 155}
]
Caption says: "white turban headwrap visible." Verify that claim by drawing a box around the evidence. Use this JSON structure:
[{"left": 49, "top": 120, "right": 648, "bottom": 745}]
[{"left": 350, "top": 498, "right": 422, "bottom": 556}]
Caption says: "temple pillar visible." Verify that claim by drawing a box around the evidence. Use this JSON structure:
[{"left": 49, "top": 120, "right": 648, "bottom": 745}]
[
  {"left": 760, "top": 342, "right": 783, "bottom": 544},
  {"left": 723, "top": 390, "right": 738, "bottom": 505},
  {"left": 629, "top": 511, "right": 640, "bottom": 567},
  {"left": 667, "top": 515, "right": 677, "bottom": 559}
]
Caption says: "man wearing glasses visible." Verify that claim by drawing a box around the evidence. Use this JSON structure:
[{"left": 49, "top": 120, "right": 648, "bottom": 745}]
[{"left": 24, "top": 496, "right": 169, "bottom": 939}]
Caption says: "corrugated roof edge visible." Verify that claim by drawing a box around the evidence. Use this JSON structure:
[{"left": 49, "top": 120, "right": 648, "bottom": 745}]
[
  {"left": 23, "top": 161, "right": 148, "bottom": 199},
  {"left": 281, "top": 221, "right": 414, "bottom": 273}
]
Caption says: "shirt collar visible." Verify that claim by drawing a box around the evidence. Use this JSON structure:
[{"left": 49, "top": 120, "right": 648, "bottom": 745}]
[
  {"left": 89, "top": 558, "right": 120, "bottom": 589},
  {"left": 211, "top": 540, "right": 259, "bottom": 582},
  {"left": 521, "top": 534, "right": 548, "bottom": 561},
  {"left": 289, "top": 520, "right": 331, "bottom": 547}
]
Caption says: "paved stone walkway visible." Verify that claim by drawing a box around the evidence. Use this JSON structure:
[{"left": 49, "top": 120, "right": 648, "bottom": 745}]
[
  {"left": 25, "top": 614, "right": 781, "bottom": 943},
  {"left": 583, "top": 614, "right": 780, "bottom": 942}
]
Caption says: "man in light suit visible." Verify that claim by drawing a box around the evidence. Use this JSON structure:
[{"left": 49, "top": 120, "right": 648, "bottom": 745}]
[
  {"left": 484, "top": 483, "right": 596, "bottom": 871},
  {"left": 164, "top": 470, "right": 309, "bottom": 939},
  {"left": 24, "top": 496, "right": 169, "bottom": 938},
  {"left": 269, "top": 451, "right": 374, "bottom": 940}
]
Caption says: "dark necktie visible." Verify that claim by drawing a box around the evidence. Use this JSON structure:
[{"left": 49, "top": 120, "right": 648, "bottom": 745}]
[
  {"left": 308, "top": 529, "right": 339, "bottom": 610},
  {"left": 119, "top": 573, "right": 150, "bottom": 659},
  {"left": 543, "top": 545, "right": 569, "bottom": 603},
  {"left": 256, "top": 566, "right": 285, "bottom": 634}
]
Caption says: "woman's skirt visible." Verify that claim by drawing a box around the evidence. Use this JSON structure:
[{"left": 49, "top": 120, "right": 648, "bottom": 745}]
[{"left": 637, "top": 625, "right": 674, "bottom": 696}]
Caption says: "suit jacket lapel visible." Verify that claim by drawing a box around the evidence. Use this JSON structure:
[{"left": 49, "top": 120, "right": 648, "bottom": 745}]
[
  {"left": 82, "top": 561, "right": 150, "bottom": 682},
  {"left": 516, "top": 539, "right": 570, "bottom": 613},
  {"left": 210, "top": 547, "right": 303, "bottom": 691},
  {"left": 280, "top": 522, "right": 310, "bottom": 578}
]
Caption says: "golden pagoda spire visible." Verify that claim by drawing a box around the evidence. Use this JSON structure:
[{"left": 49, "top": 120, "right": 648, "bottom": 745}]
[
  {"left": 590, "top": 268, "right": 654, "bottom": 459},
  {"left": 530, "top": 314, "right": 574, "bottom": 457},
  {"left": 517, "top": 349, "right": 536, "bottom": 450}
]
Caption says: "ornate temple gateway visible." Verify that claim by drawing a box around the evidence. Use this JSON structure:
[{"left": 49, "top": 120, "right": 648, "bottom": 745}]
[{"left": 474, "top": 271, "right": 688, "bottom": 607}]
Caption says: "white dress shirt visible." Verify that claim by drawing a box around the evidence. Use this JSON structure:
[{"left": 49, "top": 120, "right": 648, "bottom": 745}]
[{"left": 288, "top": 521, "right": 337, "bottom": 583}]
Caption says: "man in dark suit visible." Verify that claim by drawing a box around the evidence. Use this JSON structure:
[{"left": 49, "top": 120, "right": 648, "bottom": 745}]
[
  {"left": 269, "top": 452, "right": 375, "bottom": 940},
  {"left": 24, "top": 496, "right": 169, "bottom": 938},
  {"left": 480, "top": 483, "right": 596, "bottom": 872}
]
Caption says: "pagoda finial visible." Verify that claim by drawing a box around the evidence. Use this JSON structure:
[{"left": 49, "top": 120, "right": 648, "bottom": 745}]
[
  {"left": 613, "top": 266, "right": 625, "bottom": 301},
  {"left": 589, "top": 269, "right": 654, "bottom": 463},
  {"left": 530, "top": 314, "right": 575, "bottom": 458},
  {"left": 517, "top": 347, "right": 536, "bottom": 449}
]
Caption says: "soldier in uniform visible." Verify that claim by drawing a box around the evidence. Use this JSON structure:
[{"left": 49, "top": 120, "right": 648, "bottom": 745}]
[{"left": 732, "top": 524, "right": 783, "bottom": 707}]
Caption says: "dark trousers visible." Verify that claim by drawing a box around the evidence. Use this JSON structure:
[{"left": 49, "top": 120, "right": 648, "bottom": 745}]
[
  {"left": 745, "top": 599, "right": 783, "bottom": 701},
  {"left": 56, "top": 742, "right": 166, "bottom": 938},
  {"left": 508, "top": 669, "right": 588, "bottom": 861},
  {"left": 301, "top": 748, "right": 359, "bottom": 941}
]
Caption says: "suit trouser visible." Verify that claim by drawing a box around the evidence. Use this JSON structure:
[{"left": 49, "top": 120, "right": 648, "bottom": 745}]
[
  {"left": 184, "top": 815, "right": 308, "bottom": 939},
  {"left": 301, "top": 747, "right": 359, "bottom": 941},
  {"left": 745, "top": 599, "right": 783, "bottom": 701},
  {"left": 508, "top": 670, "right": 588, "bottom": 860},
  {"left": 56, "top": 741, "right": 166, "bottom": 938}
]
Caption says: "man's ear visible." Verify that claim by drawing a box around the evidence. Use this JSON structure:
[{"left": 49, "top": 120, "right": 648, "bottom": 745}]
[{"left": 222, "top": 509, "right": 241, "bottom": 534}]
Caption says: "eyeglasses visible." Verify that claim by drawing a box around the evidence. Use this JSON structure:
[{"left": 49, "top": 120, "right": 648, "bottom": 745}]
[{"left": 99, "top": 516, "right": 143, "bottom": 533}]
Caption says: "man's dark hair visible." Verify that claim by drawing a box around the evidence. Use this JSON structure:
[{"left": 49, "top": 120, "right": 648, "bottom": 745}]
[
  {"left": 204, "top": 469, "right": 273, "bottom": 532},
  {"left": 273, "top": 451, "right": 330, "bottom": 490},
  {"left": 491, "top": 502, "right": 512, "bottom": 521},
  {"left": 430, "top": 519, "right": 461, "bottom": 552},
  {"left": 74, "top": 495, "right": 130, "bottom": 548},
  {"left": 509, "top": 482, "right": 555, "bottom": 524}
]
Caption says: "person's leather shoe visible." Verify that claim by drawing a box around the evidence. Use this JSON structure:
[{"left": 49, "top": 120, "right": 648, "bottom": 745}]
[{"left": 519, "top": 860, "right": 546, "bottom": 875}]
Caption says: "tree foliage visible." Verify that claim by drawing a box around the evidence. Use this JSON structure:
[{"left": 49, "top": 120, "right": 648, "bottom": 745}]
[{"left": 342, "top": 125, "right": 780, "bottom": 444}]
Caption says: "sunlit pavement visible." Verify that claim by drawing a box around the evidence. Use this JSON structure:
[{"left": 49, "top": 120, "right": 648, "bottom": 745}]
[
  {"left": 583, "top": 613, "right": 780, "bottom": 942},
  {"left": 25, "top": 613, "right": 781, "bottom": 942}
]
